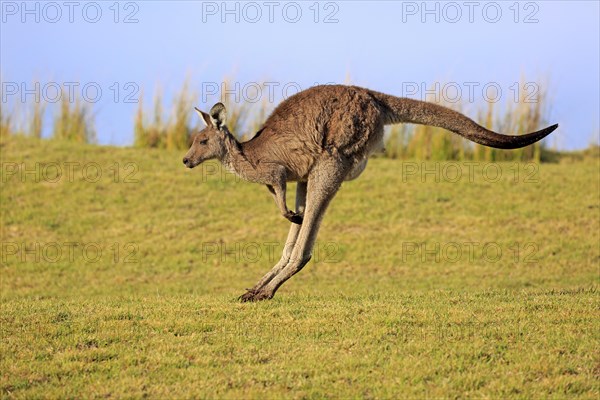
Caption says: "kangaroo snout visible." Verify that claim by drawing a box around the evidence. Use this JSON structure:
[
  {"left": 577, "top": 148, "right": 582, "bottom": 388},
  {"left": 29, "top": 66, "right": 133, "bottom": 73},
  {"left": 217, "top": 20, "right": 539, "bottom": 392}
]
[{"left": 183, "top": 157, "right": 197, "bottom": 168}]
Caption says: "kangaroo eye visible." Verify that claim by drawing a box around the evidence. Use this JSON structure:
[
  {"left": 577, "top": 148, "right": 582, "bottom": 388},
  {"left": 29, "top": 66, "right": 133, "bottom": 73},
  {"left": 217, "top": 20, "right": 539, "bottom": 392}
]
[{"left": 199, "top": 139, "right": 208, "bottom": 145}]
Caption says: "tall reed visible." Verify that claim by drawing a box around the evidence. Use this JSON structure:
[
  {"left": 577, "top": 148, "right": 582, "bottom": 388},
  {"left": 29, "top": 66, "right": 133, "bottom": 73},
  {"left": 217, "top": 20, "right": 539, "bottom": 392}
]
[
  {"left": 53, "top": 87, "right": 96, "bottom": 143},
  {"left": 133, "top": 77, "right": 267, "bottom": 148}
]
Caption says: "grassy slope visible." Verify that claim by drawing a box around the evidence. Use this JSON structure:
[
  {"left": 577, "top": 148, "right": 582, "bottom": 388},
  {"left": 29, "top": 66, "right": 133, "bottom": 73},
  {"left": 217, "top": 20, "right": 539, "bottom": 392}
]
[{"left": 1, "top": 136, "right": 598, "bottom": 398}]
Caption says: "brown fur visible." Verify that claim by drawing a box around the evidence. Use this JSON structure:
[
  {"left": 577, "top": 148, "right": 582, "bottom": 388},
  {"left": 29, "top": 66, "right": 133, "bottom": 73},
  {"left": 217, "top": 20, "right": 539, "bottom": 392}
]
[{"left": 183, "top": 84, "right": 557, "bottom": 301}]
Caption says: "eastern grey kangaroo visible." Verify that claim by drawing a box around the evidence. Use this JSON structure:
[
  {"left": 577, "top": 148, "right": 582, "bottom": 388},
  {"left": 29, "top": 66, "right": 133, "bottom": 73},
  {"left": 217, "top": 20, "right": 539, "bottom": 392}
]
[{"left": 183, "top": 85, "right": 557, "bottom": 301}]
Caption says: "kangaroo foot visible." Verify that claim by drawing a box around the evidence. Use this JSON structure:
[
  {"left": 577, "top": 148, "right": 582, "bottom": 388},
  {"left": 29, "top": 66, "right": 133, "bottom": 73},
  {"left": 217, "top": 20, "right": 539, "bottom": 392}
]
[
  {"left": 239, "top": 288, "right": 274, "bottom": 302},
  {"left": 238, "top": 289, "right": 256, "bottom": 302},
  {"left": 284, "top": 211, "right": 303, "bottom": 225}
]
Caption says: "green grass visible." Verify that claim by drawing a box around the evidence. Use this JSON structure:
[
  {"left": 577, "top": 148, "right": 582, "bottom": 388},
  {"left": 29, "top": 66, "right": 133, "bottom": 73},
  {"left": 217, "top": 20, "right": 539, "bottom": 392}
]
[{"left": 1, "top": 136, "right": 599, "bottom": 398}]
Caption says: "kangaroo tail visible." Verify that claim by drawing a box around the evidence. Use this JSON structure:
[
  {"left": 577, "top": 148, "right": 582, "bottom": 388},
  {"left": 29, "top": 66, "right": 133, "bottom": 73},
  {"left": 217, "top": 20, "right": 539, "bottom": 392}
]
[{"left": 371, "top": 91, "right": 557, "bottom": 149}]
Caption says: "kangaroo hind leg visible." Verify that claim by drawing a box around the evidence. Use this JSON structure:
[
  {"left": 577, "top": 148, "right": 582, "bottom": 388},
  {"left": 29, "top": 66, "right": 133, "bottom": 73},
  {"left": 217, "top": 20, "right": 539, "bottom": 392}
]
[
  {"left": 249, "top": 158, "right": 349, "bottom": 301},
  {"left": 239, "top": 182, "right": 307, "bottom": 302}
]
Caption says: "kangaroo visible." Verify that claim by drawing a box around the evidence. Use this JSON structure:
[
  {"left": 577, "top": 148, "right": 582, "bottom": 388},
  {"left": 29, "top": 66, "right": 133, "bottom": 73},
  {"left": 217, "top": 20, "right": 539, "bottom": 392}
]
[{"left": 183, "top": 84, "right": 557, "bottom": 302}]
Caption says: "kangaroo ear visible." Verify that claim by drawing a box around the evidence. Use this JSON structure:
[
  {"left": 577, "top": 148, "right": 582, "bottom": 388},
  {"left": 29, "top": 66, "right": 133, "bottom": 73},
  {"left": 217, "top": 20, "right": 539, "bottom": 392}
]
[
  {"left": 194, "top": 107, "right": 213, "bottom": 127},
  {"left": 209, "top": 103, "right": 226, "bottom": 130}
]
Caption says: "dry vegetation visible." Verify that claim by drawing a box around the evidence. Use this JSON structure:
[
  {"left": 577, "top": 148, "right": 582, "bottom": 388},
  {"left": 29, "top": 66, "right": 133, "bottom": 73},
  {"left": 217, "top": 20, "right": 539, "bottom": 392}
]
[{"left": 1, "top": 77, "right": 581, "bottom": 162}]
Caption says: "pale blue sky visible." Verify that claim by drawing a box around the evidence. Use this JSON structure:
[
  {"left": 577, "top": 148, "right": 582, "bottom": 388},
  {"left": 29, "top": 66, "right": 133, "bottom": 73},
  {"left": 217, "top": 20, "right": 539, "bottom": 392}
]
[{"left": 1, "top": 0, "right": 599, "bottom": 149}]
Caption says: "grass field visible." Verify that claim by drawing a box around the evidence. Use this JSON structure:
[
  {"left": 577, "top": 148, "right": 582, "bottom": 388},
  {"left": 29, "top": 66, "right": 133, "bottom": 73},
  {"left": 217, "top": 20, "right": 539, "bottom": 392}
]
[{"left": 1, "top": 135, "right": 599, "bottom": 398}]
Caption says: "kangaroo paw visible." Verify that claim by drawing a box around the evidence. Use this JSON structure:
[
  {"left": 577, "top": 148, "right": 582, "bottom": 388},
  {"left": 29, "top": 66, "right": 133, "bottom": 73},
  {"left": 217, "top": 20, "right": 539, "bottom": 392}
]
[{"left": 284, "top": 211, "right": 303, "bottom": 225}]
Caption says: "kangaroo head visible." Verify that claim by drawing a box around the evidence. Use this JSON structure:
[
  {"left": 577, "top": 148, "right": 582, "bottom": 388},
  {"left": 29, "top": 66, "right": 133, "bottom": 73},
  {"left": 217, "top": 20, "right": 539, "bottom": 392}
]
[{"left": 183, "top": 103, "right": 229, "bottom": 168}]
